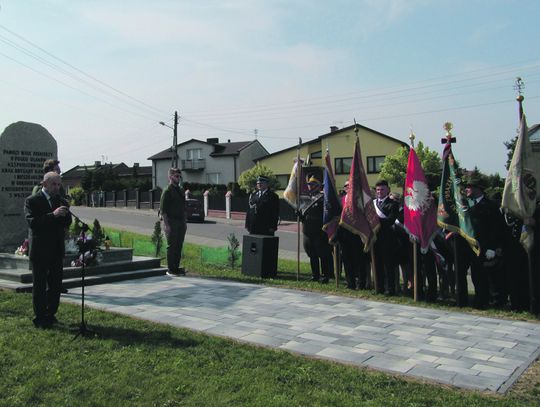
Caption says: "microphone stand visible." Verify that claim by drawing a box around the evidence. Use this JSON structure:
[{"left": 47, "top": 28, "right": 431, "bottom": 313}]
[{"left": 69, "top": 210, "right": 96, "bottom": 339}]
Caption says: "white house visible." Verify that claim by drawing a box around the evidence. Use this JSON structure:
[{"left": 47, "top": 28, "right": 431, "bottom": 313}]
[{"left": 148, "top": 138, "right": 269, "bottom": 189}]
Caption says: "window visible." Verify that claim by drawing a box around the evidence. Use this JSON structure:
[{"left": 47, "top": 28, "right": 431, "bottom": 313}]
[
  {"left": 275, "top": 174, "right": 289, "bottom": 190},
  {"left": 187, "top": 148, "right": 202, "bottom": 160},
  {"left": 310, "top": 150, "right": 322, "bottom": 159},
  {"left": 206, "top": 173, "right": 220, "bottom": 184},
  {"left": 367, "top": 156, "right": 385, "bottom": 174},
  {"left": 334, "top": 157, "right": 352, "bottom": 175}
]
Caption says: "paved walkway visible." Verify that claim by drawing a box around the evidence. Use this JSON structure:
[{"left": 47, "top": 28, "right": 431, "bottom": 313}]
[{"left": 63, "top": 276, "right": 540, "bottom": 394}]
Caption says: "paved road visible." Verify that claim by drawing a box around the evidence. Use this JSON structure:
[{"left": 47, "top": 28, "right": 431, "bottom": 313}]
[
  {"left": 63, "top": 275, "right": 540, "bottom": 394},
  {"left": 71, "top": 206, "right": 308, "bottom": 262}
]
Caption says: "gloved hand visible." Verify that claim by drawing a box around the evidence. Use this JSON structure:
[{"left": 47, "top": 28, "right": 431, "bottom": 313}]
[{"left": 485, "top": 249, "right": 496, "bottom": 260}]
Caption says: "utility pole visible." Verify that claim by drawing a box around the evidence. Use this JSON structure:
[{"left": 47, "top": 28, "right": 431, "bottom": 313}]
[
  {"left": 160, "top": 111, "right": 180, "bottom": 168},
  {"left": 173, "top": 111, "right": 179, "bottom": 168}
]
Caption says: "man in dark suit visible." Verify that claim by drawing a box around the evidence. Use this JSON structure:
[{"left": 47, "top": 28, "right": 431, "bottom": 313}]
[
  {"left": 373, "top": 180, "right": 400, "bottom": 295},
  {"left": 245, "top": 176, "right": 280, "bottom": 236},
  {"left": 25, "top": 172, "right": 72, "bottom": 328}
]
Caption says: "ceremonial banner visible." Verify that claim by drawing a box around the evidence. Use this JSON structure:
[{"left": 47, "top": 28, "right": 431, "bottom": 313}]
[
  {"left": 283, "top": 159, "right": 310, "bottom": 210},
  {"left": 340, "top": 138, "right": 380, "bottom": 251},
  {"left": 437, "top": 141, "right": 479, "bottom": 255},
  {"left": 404, "top": 147, "right": 439, "bottom": 253},
  {"left": 322, "top": 151, "right": 342, "bottom": 244},
  {"left": 501, "top": 115, "right": 538, "bottom": 252}
]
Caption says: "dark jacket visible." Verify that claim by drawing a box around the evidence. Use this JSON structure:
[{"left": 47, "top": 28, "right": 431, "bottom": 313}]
[
  {"left": 25, "top": 192, "right": 72, "bottom": 262},
  {"left": 160, "top": 184, "right": 186, "bottom": 221},
  {"left": 469, "top": 196, "right": 508, "bottom": 257},
  {"left": 300, "top": 193, "right": 324, "bottom": 235},
  {"left": 245, "top": 189, "right": 280, "bottom": 235},
  {"left": 374, "top": 197, "right": 400, "bottom": 245}
]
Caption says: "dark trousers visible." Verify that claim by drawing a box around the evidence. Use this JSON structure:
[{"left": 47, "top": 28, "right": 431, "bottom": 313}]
[
  {"left": 340, "top": 233, "right": 367, "bottom": 289},
  {"left": 374, "top": 241, "right": 397, "bottom": 294},
  {"left": 31, "top": 257, "right": 63, "bottom": 320},
  {"left": 419, "top": 251, "right": 438, "bottom": 302},
  {"left": 166, "top": 219, "right": 187, "bottom": 272},
  {"left": 303, "top": 231, "right": 333, "bottom": 279}
]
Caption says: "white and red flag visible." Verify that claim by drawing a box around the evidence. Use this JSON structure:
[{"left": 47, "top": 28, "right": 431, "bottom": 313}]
[{"left": 404, "top": 147, "right": 439, "bottom": 253}]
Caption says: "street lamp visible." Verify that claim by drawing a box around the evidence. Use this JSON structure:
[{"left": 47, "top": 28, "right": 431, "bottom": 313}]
[{"left": 159, "top": 111, "right": 179, "bottom": 168}]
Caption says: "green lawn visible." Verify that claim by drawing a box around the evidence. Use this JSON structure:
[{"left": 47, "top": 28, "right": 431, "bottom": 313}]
[{"left": 0, "top": 291, "right": 537, "bottom": 407}]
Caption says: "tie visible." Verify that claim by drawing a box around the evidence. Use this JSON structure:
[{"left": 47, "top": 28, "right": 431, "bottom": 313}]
[
  {"left": 377, "top": 199, "right": 383, "bottom": 210},
  {"left": 49, "top": 196, "right": 60, "bottom": 210}
]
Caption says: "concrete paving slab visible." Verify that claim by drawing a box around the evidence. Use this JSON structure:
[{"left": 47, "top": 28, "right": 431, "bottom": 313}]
[{"left": 61, "top": 275, "right": 540, "bottom": 394}]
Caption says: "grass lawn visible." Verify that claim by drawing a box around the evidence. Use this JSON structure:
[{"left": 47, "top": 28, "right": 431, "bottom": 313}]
[{"left": 1, "top": 291, "right": 538, "bottom": 407}]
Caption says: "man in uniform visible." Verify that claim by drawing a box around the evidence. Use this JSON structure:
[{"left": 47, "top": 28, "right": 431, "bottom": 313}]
[
  {"left": 465, "top": 175, "right": 509, "bottom": 308},
  {"left": 338, "top": 181, "right": 368, "bottom": 289},
  {"left": 245, "top": 176, "right": 280, "bottom": 236},
  {"left": 298, "top": 176, "right": 333, "bottom": 283},
  {"left": 373, "top": 180, "right": 400, "bottom": 295},
  {"left": 160, "top": 168, "right": 187, "bottom": 277}
]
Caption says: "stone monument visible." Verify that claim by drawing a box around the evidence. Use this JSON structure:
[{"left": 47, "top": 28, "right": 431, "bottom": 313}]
[{"left": 0, "top": 122, "right": 58, "bottom": 251}]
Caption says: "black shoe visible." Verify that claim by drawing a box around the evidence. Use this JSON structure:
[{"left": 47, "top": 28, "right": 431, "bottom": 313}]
[
  {"left": 46, "top": 315, "right": 59, "bottom": 325},
  {"left": 167, "top": 268, "right": 186, "bottom": 277},
  {"left": 33, "top": 317, "right": 51, "bottom": 329},
  {"left": 310, "top": 276, "right": 320, "bottom": 282},
  {"left": 319, "top": 277, "right": 329, "bottom": 284},
  {"left": 346, "top": 284, "right": 357, "bottom": 290}
]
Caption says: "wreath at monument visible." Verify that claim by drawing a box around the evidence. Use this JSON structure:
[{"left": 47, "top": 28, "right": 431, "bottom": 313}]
[{"left": 70, "top": 235, "right": 103, "bottom": 267}]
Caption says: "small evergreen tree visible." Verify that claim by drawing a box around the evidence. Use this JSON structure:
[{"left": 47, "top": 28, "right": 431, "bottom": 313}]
[
  {"left": 151, "top": 221, "right": 164, "bottom": 257},
  {"left": 227, "top": 233, "right": 241, "bottom": 269},
  {"left": 92, "top": 219, "right": 105, "bottom": 246}
]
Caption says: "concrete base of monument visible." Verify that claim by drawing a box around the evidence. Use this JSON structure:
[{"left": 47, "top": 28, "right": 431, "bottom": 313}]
[{"left": 0, "top": 247, "right": 166, "bottom": 292}]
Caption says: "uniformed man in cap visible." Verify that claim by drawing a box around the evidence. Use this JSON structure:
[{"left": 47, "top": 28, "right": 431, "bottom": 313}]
[
  {"left": 245, "top": 175, "right": 280, "bottom": 236},
  {"left": 373, "top": 180, "right": 400, "bottom": 295},
  {"left": 298, "top": 176, "right": 333, "bottom": 283},
  {"left": 464, "top": 174, "right": 509, "bottom": 308}
]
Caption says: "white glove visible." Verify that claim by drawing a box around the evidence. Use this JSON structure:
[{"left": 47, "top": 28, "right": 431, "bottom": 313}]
[{"left": 485, "top": 249, "right": 496, "bottom": 260}]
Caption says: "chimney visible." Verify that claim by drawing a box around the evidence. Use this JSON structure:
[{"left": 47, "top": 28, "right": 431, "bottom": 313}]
[
  {"left": 94, "top": 161, "right": 101, "bottom": 167},
  {"left": 133, "top": 163, "right": 139, "bottom": 167},
  {"left": 227, "top": 139, "right": 231, "bottom": 143},
  {"left": 330, "top": 126, "right": 339, "bottom": 133},
  {"left": 206, "top": 138, "right": 219, "bottom": 144}
]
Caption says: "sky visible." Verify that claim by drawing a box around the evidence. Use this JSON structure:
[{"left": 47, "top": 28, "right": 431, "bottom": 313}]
[{"left": 1, "top": 0, "right": 539, "bottom": 176}]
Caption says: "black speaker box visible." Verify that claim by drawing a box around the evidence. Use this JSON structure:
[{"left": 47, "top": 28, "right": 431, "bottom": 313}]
[{"left": 241, "top": 235, "right": 279, "bottom": 278}]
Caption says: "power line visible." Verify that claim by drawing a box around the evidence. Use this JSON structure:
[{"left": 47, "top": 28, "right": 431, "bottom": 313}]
[{"left": 0, "top": 23, "right": 169, "bottom": 117}]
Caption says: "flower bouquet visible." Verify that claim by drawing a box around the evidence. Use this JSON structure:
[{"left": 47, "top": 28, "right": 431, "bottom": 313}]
[
  {"left": 15, "top": 239, "right": 29, "bottom": 256},
  {"left": 70, "top": 235, "right": 103, "bottom": 267}
]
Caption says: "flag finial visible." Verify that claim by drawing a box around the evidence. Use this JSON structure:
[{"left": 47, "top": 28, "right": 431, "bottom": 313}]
[
  {"left": 409, "top": 126, "right": 415, "bottom": 148},
  {"left": 442, "top": 122, "right": 456, "bottom": 145},
  {"left": 514, "top": 77, "right": 525, "bottom": 120}
]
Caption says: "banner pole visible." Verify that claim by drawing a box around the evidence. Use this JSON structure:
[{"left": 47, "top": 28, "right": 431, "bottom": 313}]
[
  {"left": 370, "top": 247, "right": 378, "bottom": 293},
  {"left": 413, "top": 241, "right": 418, "bottom": 301}
]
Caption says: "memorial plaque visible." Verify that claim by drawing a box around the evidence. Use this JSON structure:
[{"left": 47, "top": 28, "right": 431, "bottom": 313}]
[{"left": 0, "top": 122, "right": 57, "bottom": 251}]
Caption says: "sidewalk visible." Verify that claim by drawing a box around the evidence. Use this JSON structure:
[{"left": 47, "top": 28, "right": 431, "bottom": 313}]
[{"left": 62, "top": 275, "right": 540, "bottom": 394}]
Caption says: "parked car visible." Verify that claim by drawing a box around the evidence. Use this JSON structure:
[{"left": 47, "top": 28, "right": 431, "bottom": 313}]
[{"left": 185, "top": 198, "right": 205, "bottom": 222}]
